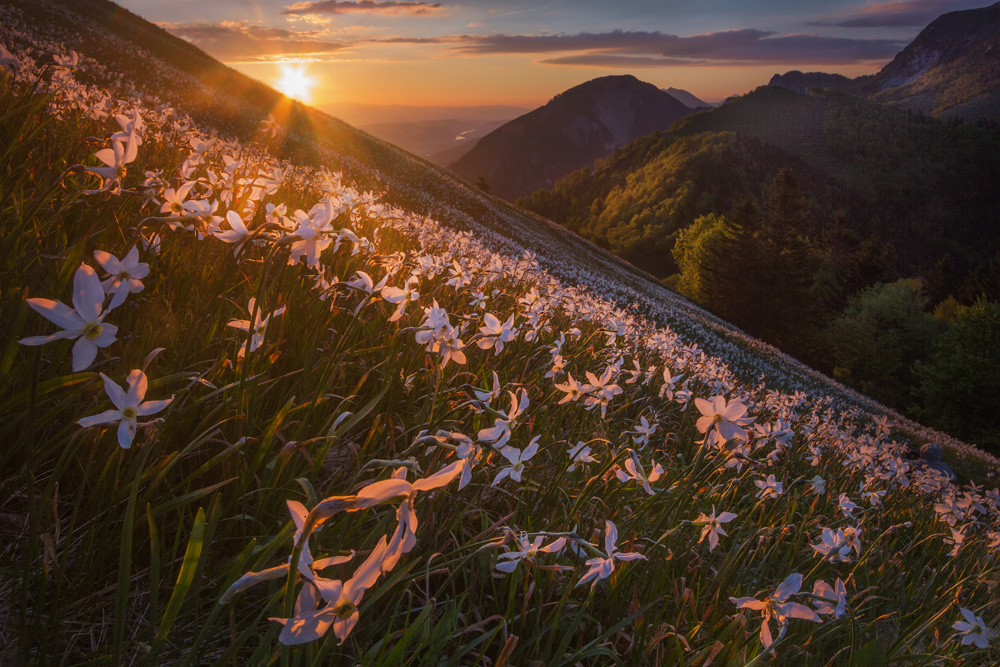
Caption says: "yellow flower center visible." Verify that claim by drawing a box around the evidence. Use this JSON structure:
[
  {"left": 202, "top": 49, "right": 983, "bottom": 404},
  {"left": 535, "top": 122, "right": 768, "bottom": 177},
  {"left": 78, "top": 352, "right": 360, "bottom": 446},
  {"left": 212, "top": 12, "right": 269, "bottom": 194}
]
[
  {"left": 84, "top": 322, "right": 104, "bottom": 340},
  {"left": 336, "top": 601, "right": 356, "bottom": 620},
  {"left": 122, "top": 406, "right": 137, "bottom": 420}
]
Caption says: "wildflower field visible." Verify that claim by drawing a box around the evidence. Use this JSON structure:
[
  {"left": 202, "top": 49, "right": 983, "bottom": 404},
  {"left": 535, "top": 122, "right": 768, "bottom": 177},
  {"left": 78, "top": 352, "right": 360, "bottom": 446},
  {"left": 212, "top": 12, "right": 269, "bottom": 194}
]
[{"left": 1, "top": 1, "right": 999, "bottom": 665}]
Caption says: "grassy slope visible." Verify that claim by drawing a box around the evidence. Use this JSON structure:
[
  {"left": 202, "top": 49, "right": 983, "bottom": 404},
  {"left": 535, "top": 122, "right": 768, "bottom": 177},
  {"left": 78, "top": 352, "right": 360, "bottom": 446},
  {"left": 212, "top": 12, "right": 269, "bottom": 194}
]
[
  {"left": 4, "top": 0, "right": 997, "bottom": 494},
  {"left": 2, "top": 1, "right": 1000, "bottom": 665},
  {"left": 20, "top": 0, "right": 996, "bottom": 423}
]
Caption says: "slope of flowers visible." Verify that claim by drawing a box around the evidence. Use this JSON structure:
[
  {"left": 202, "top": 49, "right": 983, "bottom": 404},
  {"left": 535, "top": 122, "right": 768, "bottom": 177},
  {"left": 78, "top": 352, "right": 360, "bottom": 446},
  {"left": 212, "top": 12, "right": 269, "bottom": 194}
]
[
  {"left": 2, "top": 21, "right": 999, "bottom": 667},
  {"left": 5, "top": 0, "right": 999, "bottom": 478}
]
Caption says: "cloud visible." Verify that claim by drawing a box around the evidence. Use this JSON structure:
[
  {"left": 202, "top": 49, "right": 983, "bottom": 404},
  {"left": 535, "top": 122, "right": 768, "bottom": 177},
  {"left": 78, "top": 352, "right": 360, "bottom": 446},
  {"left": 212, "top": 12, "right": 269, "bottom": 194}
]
[
  {"left": 162, "top": 21, "right": 348, "bottom": 58},
  {"left": 282, "top": 1, "right": 444, "bottom": 16},
  {"left": 539, "top": 54, "right": 705, "bottom": 68},
  {"left": 810, "top": 0, "right": 991, "bottom": 28},
  {"left": 434, "top": 29, "right": 903, "bottom": 65}
]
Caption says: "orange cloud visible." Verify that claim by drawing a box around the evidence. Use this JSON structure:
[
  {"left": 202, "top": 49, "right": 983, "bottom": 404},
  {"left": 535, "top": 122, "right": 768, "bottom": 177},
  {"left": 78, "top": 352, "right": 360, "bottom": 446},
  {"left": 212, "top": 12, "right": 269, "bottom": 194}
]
[{"left": 282, "top": 1, "right": 445, "bottom": 16}]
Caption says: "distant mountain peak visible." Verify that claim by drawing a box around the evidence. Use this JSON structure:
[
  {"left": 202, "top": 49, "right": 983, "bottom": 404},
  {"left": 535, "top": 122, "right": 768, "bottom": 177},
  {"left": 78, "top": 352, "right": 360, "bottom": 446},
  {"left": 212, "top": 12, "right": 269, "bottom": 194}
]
[
  {"left": 449, "top": 75, "right": 692, "bottom": 200},
  {"left": 662, "top": 87, "right": 715, "bottom": 109},
  {"left": 768, "top": 3, "right": 1000, "bottom": 122},
  {"left": 873, "top": 2, "right": 1000, "bottom": 92}
]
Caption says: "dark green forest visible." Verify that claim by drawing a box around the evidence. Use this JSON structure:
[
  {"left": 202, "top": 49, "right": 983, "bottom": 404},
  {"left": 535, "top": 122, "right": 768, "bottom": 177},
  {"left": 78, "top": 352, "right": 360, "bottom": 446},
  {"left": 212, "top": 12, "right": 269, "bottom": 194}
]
[{"left": 520, "top": 87, "right": 1000, "bottom": 452}]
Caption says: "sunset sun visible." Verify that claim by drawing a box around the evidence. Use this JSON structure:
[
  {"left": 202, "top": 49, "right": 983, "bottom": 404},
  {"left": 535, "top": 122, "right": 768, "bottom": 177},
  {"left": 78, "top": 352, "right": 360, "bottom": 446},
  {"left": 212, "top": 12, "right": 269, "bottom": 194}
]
[{"left": 275, "top": 63, "right": 314, "bottom": 103}]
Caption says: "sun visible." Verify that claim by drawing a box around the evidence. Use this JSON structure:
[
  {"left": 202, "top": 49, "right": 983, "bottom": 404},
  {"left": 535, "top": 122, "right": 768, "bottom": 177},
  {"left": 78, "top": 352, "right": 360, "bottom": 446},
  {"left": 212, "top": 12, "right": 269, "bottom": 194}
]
[{"left": 275, "top": 63, "right": 314, "bottom": 103}]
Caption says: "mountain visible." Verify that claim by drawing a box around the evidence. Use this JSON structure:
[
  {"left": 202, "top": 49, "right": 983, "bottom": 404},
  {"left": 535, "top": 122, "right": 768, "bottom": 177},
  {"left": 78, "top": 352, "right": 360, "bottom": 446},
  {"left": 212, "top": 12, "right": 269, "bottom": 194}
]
[
  {"left": 427, "top": 137, "right": 485, "bottom": 166},
  {"left": 519, "top": 83, "right": 1000, "bottom": 427},
  {"left": 449, "top": 75, "right": 693, "bottom": 200},
  {"left": 767, "top": 71, "right": 855, "bottom": 95},
  {"left": 358, "top": 118, "right": 508, "bottom": 165},
  {"left": 769, "top": 2, "right": 1000, "bottom": 121},
  {"left": 868, "top": 1, "right": 1000, "bottom": 120},
  {"left": 521, "top": 85, "right": 1000, "bottom": 280},
  {"left": 663, "top": 86, "right": 716, "bottom": 109}
]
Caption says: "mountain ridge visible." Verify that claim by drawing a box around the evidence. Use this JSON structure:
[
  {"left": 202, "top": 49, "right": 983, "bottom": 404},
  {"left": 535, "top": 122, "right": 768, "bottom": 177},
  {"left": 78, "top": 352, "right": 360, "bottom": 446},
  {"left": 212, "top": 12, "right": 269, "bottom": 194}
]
[
  {"left": 449, "top": 74, "right": 692, "bottom": 200},
  {"left": 770, "top": 2, "right": 1000, "bottom": 121}
]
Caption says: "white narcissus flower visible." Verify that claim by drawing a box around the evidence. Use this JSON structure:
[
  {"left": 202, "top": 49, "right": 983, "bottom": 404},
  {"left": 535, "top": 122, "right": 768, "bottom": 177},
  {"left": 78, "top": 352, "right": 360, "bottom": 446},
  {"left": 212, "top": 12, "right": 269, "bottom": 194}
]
[
  {"left": 77, "top": 370, "right": 173, "bottom": 448},
  {"left": 615, "top": 455, "right": 662, "bottom": 496},
  {"left": 478, "top": 389, "right": 529, "bottom": 447},
  {"left": 838, "top": 493, "right": 860, "bottom": 518},
  {"left": 631, "top": 415, "right": 657, "bottom": 447},
  {"left": 953, "top": 608, "right": 993, "bottom": 648},
  {"left": 755, "top": 474, "right": 783, "bottom": 499},
  {"left": 82, "top": 129, "right": 139, "bottom": 195},
  {"left": 259, "top": 113, "right": 280, "bottom": 138},
  {"left": 554, "top": 372, "right": 589, "bottom": 405},
  {"left": 477, "top": 312, "right": 518, "bottom": 355},
  {"left": 808, "top": 475, "right": 826, "bottom": 495},
  {"left": 659, "top": 367, "right": 683, "bottom": 400},
  {"left": 93, "top": 246, "right": 149, "bottom": 309},
  {"left": 496, "top": 533, "right": 566, "bottom": 573},
  {"left": 355, "top": 461, "right": 465, "bottom": 566},
  {"left": 811, "top": 579, "right": 848, "bottom": 619},
  {"left": 272, "top": 535, "right": 391, "bottom": 646},
  {"left": 213, "top": 210, "right": 251, "bottom": 249},
  {"left": 493, "top": 436, "right": 540, "bottom": 486},
  {"left": 811, "top": 527, "right": 853, "bottom": 563},
  {"left": 730, "top": 573, "right": 822, "bottom": 649},
  {"left": 472, "top": 371, "right": 502, "bottom": 407},
  {"left": 583, "top": 367, "right": 622, "bottom": 418},
  {"left": 19, "top": 263, "right": 119, "bottom": 371},
  {"left": 227, "top": 297, "right": 285, "bottom": 359},
  {"left": 454, "top": 434, "right": 482, "bottom": 490},
  {"left": 159, "top": 182, "right": 195, "bottom": 216},
  {"left": 695, "top": 507, "right": 737, "bottom": 552},
  {"left": 694, "top": 395, "right": 749, "bottom": 447},
  {"left": 566, "top": 441, "right": 597, "bottom": 472},
  {"left": 576, "top": 520, "right": 646, "bottom": 589},
  {"left": 381, "top": 277, "right": 419, "bottom": 322}
]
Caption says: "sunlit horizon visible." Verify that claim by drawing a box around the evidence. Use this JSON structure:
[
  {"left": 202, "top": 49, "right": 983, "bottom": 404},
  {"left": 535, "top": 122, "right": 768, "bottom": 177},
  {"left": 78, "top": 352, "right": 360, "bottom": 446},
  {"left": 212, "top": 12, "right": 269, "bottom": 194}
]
[{"left": 117, "top": 0, "right": 997, "bottom": 110}]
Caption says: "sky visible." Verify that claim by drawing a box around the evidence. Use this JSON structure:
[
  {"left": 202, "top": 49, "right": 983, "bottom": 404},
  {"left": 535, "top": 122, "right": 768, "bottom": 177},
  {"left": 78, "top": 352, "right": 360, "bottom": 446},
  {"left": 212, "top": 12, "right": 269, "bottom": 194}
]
[{"left": 117, "top": 0, "right": 995, "bottom": 108}]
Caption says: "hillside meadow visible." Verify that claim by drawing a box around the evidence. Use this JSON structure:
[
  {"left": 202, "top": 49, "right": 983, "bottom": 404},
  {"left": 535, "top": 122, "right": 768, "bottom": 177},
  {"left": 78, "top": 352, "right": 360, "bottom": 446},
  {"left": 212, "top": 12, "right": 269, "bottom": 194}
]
[{"left": 2, "top": 6, "right": 1000, "bottom": 666}]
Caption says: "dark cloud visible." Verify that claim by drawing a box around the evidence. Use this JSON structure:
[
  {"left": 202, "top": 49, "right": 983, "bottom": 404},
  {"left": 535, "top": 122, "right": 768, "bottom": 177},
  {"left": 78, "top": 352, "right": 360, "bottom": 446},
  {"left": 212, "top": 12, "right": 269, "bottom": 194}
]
[
  {"left": 161, "top": 21, "right": 348, "bottom": 58},
  {"left": 436, "top": 29, "right": 903, "bottom": 65},
  {"left": 810, "top": 0, "right": 991, "bottom": 28},
  {"left": 282, "top": 1, "right": 444, "bottom": 16},
  {"left": 539, "top": 54, "right": 705, "bottom": 68}
]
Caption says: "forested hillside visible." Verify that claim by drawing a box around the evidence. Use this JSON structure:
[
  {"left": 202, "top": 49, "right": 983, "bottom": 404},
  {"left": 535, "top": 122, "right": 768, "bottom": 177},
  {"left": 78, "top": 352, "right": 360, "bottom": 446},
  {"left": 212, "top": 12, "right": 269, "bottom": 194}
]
[{"left": 520, "top": 87, "right": 1000, "bottom": 450}]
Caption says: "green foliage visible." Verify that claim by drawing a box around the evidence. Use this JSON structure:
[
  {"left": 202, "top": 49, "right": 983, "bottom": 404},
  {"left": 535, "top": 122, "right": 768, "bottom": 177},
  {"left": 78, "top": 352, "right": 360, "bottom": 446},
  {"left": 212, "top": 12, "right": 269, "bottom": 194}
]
[
  {"left": 698, "top": 170, "right": 824, "bottom": 358},
  {"left": 522, "top": 85, "right": 1000, "bottom": 301},
  {"left": 826, "top": 279, "right": 942, "bottom": 409},
  {"left": 914, "top": 299, "right": 1000, "bottom": 451},
  {"left": 519, "top": 131, "right": 828, "bottom": 277},
  {"left": 670, "top": 213, "right": 726, "bottom": 302},
  {"left": 522, "top": 84, "right": 1000, "bottom": 450}
]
